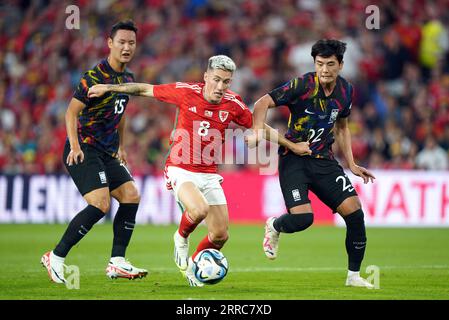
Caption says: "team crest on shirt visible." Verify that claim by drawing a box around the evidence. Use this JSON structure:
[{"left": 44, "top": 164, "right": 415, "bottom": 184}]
[
  {"left": 219, "top": 111, "right": 229, "bottom": 122},
  {"left": 329, "top": 109, "right": 339, "bottom": 124}
]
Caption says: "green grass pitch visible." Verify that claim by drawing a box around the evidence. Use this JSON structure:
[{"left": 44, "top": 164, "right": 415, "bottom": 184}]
[{"left": 1, "top": 223, "right": 448, "bottom": 300}]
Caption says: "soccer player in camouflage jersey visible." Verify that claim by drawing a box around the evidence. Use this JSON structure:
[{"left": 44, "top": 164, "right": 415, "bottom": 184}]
[
  {"left": 41, "top": 20, "right": 148, "bottom": 284},
  {"left": 250, "top": 39, "right": 376, "bottom": 288}
]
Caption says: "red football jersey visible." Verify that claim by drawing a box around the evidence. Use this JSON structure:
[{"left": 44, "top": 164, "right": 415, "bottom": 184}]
[{"left": 153, "top": 82, "right": 253, "bottom": 173}]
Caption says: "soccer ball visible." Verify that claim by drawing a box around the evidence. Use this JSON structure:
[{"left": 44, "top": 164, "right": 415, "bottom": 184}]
[{"left": 192, "top": 249, "right": 228, "bottom": 284}]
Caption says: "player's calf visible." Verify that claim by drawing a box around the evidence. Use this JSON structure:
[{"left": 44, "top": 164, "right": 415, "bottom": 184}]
[
  {"left": 343, "top": 209, "right": 367, "bottom": 272},
  {"left": 273, "top": 212, "right": 314, "bottom": 233}
]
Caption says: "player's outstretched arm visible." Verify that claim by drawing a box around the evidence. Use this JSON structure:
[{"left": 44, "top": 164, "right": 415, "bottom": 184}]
[
  {"left": 263, "top": 124, "right": 312, "bottom": 156},
  {"left": 246, "top": 94, "right": 277, "bottom": 146},
  {"left": 88, "top": 83, "right": 154, "bottom": 98},
  {"left": 253, "top": 94, "right": 275, "bottom": 131},
  {"left": 335, "top": 117, "right": 375, "bottom": 184}
]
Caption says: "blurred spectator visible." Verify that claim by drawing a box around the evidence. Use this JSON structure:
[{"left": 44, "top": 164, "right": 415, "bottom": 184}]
[
  {"left": 419, "top": 5, "right": 449, "bottom": 80},
  {"left": 1, "top": 0, "right": 449, "bottom": 174},
  {"left": 382, "top": 29, "right": 411, "bottom": 81},
  {"left": 415, "top": 136, "right": 449, "bottom": 170}
]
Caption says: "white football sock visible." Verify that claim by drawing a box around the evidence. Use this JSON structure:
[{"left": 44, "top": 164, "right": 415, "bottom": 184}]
[
  {"left": 110, "top": 256, "right": 126, "bottom": 264},
  {"left": 347, "top": 270, "right": 360, "bottom": 278}
]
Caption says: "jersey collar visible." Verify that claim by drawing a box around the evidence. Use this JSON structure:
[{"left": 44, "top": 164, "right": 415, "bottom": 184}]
[
  {"left": 103, "top": 58, "right": 126, "bottom": 76},
  {"left": 316, "top": 73, "right": 340, "bottom": 98}
]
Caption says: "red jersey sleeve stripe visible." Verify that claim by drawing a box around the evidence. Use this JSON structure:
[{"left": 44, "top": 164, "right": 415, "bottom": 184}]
[
  {"left": 223, "top": 94, "right": 247, "bottom": 110},
  {"left": 175, "top": 82, "right": 201, "bottom": 93}
]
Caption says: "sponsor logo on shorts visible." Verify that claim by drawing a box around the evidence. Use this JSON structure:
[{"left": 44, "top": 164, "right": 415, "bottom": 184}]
[
  {"left": 99, "top": 171, "right": 107, "bottom": 184},
  {"left": 292, "top": 189, "right": 301, "bottom": 201}
]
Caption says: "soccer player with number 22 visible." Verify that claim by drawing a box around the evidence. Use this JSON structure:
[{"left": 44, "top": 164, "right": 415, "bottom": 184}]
[{"left": 251, "top": 39, "right": 376, "bottom": 288}]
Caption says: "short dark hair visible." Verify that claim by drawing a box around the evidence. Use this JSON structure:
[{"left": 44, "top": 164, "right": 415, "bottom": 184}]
[
  {"left": 110, "top": 20, "right": 138, "bottom": 39},
  {"left": 311, "top": 39, "right": 347, "bottom": 64}
]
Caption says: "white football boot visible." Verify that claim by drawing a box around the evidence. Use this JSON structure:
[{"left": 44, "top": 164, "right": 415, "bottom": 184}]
[
  {"left": 173, "top": 231, "right": 189, "bottom": 271},
  {"left": 263, "top": 217, "right": 280, "bottom": 259},
  {"left": 345, "top": 274, "right": 374, "bottom": 288},
  {"left": 106, "top": 257, "right": 148, "bottom": 280},
  {"left": 41, "top": 251, "right": 66, "bottom": 284},
  {"left": 182, "top": 257, "right": 204, "bottom": 287}
]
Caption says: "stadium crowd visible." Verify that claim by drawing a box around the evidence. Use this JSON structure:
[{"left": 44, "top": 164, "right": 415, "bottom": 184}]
[{"left": 1, "top": 0, "right": 449, "bottom": 175}]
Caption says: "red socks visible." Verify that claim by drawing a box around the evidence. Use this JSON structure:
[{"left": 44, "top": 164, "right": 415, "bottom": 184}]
[
  {"left": 178, "top": 211, "right": 199, "bottom": 238},
  {"left": 192, "top": 234, "right": 222, "bottom": 260},
  {"left": 178, "top": 211, "right": 225, "bottom": 260}
]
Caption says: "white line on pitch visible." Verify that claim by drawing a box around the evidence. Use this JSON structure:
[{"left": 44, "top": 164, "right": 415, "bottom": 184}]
[{"left": 147, "top": 265, "right": 449, "bottom": 273}]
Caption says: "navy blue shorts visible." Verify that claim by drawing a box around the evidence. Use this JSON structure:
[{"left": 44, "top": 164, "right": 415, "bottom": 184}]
[
  {"left": 278, "top": 153, "right": 357, "bottom": 212},
  {"left": 63, "top": 142, "right": 134, "bottom": 196}
]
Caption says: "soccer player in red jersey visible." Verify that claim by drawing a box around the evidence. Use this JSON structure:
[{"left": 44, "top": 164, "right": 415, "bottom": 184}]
[{"left": 88, "top": 55, "right": 308, "bottom": 286}]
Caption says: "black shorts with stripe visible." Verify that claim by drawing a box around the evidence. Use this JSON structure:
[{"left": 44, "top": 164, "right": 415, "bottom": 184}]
[
  {"left": 63, "top": 142, "right": 134, "bottom": 196},
  {"left": 278, "top": 152, "right": 357, "bottom": 212}
]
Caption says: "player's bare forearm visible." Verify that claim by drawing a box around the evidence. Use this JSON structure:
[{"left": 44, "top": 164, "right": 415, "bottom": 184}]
[
  {"left": 65, "top": 112, "right": 79, "bottom": 150},
  {"left": 337, "top": 125, "right": 376, "bottom": 183},
  {"left": 245, "top": 94, "right": 277, "bottom": 147},
  {"left": 118, "top": 115, "right": 126, "bottom": 148},
  {"left": 335, "top": 118, "right": 355, "bottom": 167},
  {"left": 246, "top": 123, "right": 276, "bottom": 148},
  {"left": 65, "top": 98, "right": 85, "bottom": 150},
  {"left": 252, "top": 94, "right": 275, "bottom": 131},
  {"left": 65, "top": 98, "right": 86, "bottom": 165},
  {"left": 336, "top": 127, "right": 355, "bottom": 167},
  {"left": 108, "top": 83, "right": 153, "bottom": 96},
  {"left": 88, "top": 83, "right": 154, "bottom": 98},
  {"left": 263, "top": 123, "right": 284, "bottom": 145},
  {"left": 263, "top": 124, "right": 312, "bottom": 156},
  {"left": 116, "top": 116, "right": 128, "bottom": 164}
]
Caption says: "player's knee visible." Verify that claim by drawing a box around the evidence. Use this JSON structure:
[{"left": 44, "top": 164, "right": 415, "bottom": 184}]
[
  {"left": 123, "top": 187, "right": 140, "bottom": 203},
  {"left": 88, "top": 197, "right": 110, "bottom": 214},
  {"left": 338, "top": 196, "right": 362, "bottom": 215},
  {"left": 277, "top": 213, "right": 314, "bottom": 233},
  {"left": 114, "top": 184, "right": 140, "bottom": 203},
  {"left": 190, "top": 203, "right": 210, "bottom": 221},
  {"left": 348, "top": 198, "right": 362, "bottom": 212}
]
